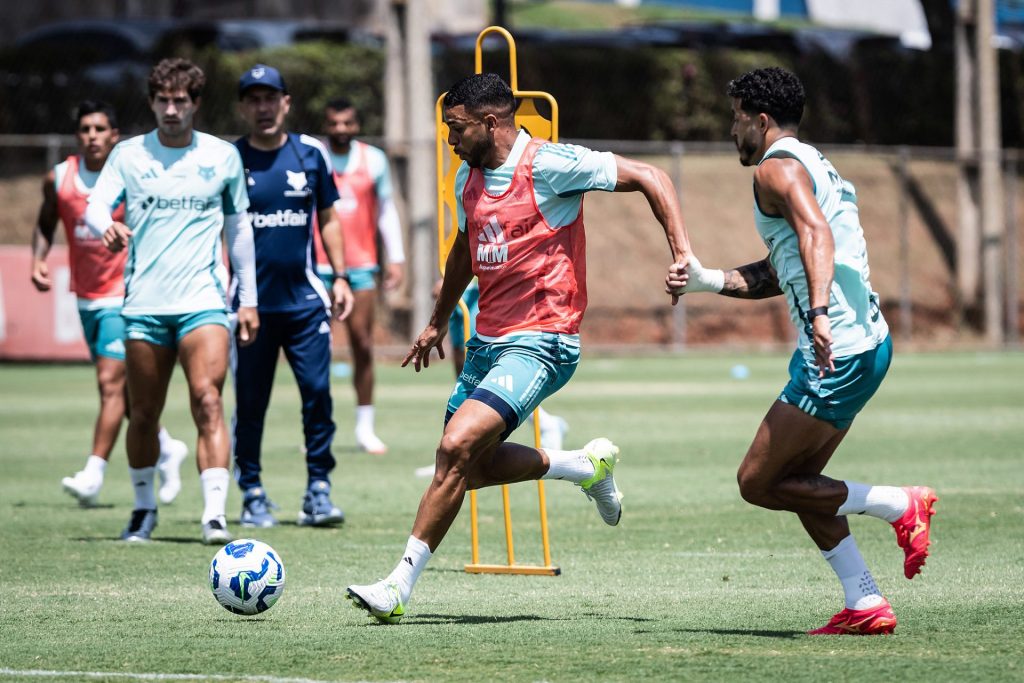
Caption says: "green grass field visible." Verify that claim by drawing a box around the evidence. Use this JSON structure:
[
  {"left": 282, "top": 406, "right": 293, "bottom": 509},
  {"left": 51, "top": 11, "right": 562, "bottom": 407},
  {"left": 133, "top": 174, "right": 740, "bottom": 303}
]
[{"left": 1, "top": 351, "right": 1022, "bottom": 683}]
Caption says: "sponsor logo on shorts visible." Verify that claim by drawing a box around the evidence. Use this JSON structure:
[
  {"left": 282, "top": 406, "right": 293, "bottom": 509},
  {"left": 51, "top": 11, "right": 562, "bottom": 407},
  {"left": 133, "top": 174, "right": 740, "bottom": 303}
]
[
  {"left": 104, "top": 339, "right": 125, "bottom": 354},
  {"left": 490, "top": 374, "right": 514, "bottom": 391},
  {"left": 318, "top": 321, "right": 330, "bottom": 334},
  {"left": 127, "top": 329, "right": 147, "bottom": 340}
]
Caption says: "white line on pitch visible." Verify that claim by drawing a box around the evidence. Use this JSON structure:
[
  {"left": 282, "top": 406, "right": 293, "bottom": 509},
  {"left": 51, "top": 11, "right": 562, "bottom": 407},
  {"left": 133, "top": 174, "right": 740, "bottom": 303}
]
[{"left": 0, "top": 669, "right": 407, "bottom": 683}]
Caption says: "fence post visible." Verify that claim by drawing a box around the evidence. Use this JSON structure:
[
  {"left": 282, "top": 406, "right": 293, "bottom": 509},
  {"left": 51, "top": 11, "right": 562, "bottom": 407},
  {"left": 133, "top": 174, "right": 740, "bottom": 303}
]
[
  {"left": 45, "top": 135, "right": 61, "bottom": 171},
  {"left": 1005, "top": 149, "right": 1019, "bottom": 346},
  {"left": 898, "top": 146, "right": 913, "bottom": 342},
  {"left": 670, "top": 140, "right": 686, "bottom": 351}
]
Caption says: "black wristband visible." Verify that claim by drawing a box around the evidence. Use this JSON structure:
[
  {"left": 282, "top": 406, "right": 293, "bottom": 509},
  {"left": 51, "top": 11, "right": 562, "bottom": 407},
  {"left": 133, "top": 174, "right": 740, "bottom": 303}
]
[
  {"left": 334, "top": 272, "right": 351, "bottom": 284},
  {"left": 807, "top": 306, "right": 829, "bottom": 320}
]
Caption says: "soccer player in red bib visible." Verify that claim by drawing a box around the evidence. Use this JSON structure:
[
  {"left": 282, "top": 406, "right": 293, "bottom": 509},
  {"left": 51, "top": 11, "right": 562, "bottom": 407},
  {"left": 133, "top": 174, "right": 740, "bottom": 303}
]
[
  {"left": 347, "top": 73, "right": 691, "bottom": 624},
  {"left": 30, "top": 100, "right": 188, "bottom": 508},
  {"left": 321, "top": 98, "right": 406, "bottom": 454}
]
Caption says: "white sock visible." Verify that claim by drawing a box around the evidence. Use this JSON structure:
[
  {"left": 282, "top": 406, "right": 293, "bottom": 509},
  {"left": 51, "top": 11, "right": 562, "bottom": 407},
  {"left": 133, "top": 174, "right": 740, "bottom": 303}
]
[
  {"left": 129, "top": 467, "right": 157, "bottom": 510},
  {"left": 200, "top": 467, "right": 230, "bottom": 524},
  {"left": 541, "top": 448, "right": 595, "bottom": 484},
  {"left": 355, "top": 405, "right": 375, "bottom": 435},
  {"left": 836, "top": 481, "right": 909, "bottom": 522},
  {"left": 83, "top": 455, "right": 107, "bottom": 480},
  {"left": 387, "top": 536, "right": 432, "bottom": 604},
  {"left": 822, "top": 535, "right": 885, "bottom": 610},
  {"left": 157, "top": 427, "right": 173, "bottom": 452}
]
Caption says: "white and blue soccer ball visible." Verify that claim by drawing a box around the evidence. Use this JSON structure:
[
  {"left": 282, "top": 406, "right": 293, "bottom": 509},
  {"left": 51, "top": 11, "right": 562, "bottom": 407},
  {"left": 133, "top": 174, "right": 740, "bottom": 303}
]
[{"left": 209, "top": 539, "right": 286, "bottom": 616}]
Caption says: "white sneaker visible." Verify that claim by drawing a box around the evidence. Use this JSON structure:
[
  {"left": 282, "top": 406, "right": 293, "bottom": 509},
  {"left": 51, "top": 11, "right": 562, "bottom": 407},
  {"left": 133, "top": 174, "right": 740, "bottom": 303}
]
[
  {"left": 578, "top": 438, "right": 623, "bottom": 526},
  {"left": 346, "top": 579, "right": 406, "bottom": 624},
  {"left": 539, "top": 415, "right": 569, "bottom": 451},
  {"left": 61, "top": 471, "right": 102, "bottom": 507},
  {"left": 157, "top": 438, "right": 189, "bottom": 505},
  {"left": 355, "top": 430, "right": 388, "bottom": 455}
]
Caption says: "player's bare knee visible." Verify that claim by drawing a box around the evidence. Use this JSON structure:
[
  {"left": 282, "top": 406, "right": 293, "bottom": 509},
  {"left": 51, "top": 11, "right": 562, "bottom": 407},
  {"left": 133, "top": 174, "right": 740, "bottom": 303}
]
[
  {"left": 190, "top": 386, "right": 224, "bottom": 426},
  {"left": 737, "top": 468, "right": 771, "bottom": 507}
]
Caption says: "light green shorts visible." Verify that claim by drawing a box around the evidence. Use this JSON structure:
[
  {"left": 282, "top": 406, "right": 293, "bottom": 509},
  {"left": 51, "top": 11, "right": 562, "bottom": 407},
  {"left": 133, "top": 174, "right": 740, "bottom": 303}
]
[
  {"left": 780, "top": 335, "right": 893, "bottom": 430},
  {"left": 318, "top": 265, "right": 379, "bottom": 293},
  {"left": 123, "top": 310, "right": 230, "bottom": 349},
  {"left": 78, "top": 306, "right": 126, "bottom": 361},
  {"left": 445, "top": 332, "right": 580, "bottom": 440}
]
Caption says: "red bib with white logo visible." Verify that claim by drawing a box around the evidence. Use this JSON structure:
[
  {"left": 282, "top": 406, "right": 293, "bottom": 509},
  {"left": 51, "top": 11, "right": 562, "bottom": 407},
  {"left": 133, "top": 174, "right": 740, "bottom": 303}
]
[
  {"left": 315, "top": 142, "right": 379, "bottom": 269},
  {"left": 56, "top": 155, "right": 126, "bottom": 299},
  {"left": 463, "top": 138, "right": 587, "bottom": 337}
]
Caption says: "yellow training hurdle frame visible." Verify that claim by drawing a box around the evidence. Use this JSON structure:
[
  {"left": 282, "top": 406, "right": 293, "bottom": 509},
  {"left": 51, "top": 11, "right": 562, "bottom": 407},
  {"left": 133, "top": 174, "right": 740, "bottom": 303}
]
[{"left": 435, "top": 26, "right": 561, "bottom": 576}]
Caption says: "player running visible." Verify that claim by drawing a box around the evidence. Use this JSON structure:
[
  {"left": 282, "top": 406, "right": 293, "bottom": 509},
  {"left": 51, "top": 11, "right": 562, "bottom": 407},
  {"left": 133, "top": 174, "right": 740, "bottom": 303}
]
[
  {"left": 347, "top": 73, "right": 690, "bottom": 624},
  {"left": 86, "top": 58, "right": 259, "bottom": 544},
  {"left": 668, "top": 67, "right": 937, "bottom": 635},
  {"left": 31, "top": 100, "right": 188, "bottom": 508}
]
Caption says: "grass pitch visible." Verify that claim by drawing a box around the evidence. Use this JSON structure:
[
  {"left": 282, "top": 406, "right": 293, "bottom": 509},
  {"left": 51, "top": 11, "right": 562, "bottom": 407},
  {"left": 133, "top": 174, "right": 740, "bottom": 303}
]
[{"left": 0, "top": 350, "right": 1022, "bottom": 682}]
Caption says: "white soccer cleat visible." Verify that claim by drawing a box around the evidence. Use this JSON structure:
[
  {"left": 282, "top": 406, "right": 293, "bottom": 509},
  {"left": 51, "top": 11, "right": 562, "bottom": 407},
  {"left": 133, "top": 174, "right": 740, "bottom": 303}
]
[
  {"left": 578, "top": 438, "right": 623, "bottom": 526},
  {"left": 355, "top": 430, "right": 388, "bottom": 455},
  {"left": 346, "top": 579, "right": 406, "bottom": 624},
  {"left": 201, "top": 517, "right": 233, "bottom": 545},
  {"left": 157, "top": 438, "right": 189, "bottom": 504},
  {"left": 539, "top": 415, "right": 569, "bottom": 451},
  {"left": 61, "top": 471, "right": 102, "bottom": 507}
]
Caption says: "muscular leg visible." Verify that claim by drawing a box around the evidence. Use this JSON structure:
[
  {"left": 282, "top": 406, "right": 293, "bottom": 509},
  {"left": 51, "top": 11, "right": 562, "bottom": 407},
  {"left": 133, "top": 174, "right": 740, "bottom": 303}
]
[
  {"left": 346, "top": 289, "right": 376, "bottom": 406},
  {"left": 124, "top": 340, "right": 177, "bottom": 469},
  {"left": 90, "top": 356, "right": 127, "bottom": 459},
  {"left": 412, "top": 399, "right": 549, "bottom": 551},
  {"left": 177, "top": 325, "right": 230, "bottom": 472},
  {"left": 736, "top": 401, "right": 852, "bottom": 550}
]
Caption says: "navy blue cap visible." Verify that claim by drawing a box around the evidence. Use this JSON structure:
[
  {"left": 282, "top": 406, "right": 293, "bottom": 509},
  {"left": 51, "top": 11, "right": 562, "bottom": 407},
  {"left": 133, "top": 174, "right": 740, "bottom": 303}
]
[{"left": 238, "top": 64, "right": 287, "bottom": 97}]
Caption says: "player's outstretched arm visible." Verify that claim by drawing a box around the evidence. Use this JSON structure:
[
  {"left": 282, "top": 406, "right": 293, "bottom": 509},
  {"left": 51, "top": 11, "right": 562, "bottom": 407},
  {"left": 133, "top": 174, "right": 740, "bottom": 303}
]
[
  {"left": 30, "top": 171, "right": 59, "bottom": 291},
  {"left": 612, "top": 155, "right": 691, "bottom": 269},
  {"left": 402, "top": 231, "right": 473, "bottom": 373},
  {"left": 666, "top": 256, "right": 781, "bottom": 300}
]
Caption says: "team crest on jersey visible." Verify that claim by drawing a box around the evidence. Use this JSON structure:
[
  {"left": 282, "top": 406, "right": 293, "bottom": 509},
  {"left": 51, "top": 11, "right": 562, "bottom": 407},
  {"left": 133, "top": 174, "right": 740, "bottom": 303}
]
[
  {"left": 197, "top": 165, "right": 216, "bottom": 181},
  {"left": 476, "top": 215, "right": 508, "bottom": 268},
  {"left": 285, "top": 170, "right": 308, "bottom": 197}
]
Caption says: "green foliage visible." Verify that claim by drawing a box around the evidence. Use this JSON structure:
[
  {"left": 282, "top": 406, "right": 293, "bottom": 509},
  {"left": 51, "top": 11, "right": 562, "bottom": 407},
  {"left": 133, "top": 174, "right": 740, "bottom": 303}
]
[
  {"left": 0, "top": 352, "right": 1022, "bottom": 681},
  {"left": 193, "top": 41, "right": 385, "bottom": 137}
]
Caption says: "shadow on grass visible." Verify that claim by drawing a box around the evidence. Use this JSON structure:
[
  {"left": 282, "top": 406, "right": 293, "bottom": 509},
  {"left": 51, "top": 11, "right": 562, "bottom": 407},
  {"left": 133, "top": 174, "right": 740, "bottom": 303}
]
[
  {"left": 647, "top": 628, "right": 804, "bottom": 639},
  {"left": 70, "top": 536, "right": 210, "bottom": 545},
  {"left": 404, "top": 613, "right": 572, "bottom": 625}
]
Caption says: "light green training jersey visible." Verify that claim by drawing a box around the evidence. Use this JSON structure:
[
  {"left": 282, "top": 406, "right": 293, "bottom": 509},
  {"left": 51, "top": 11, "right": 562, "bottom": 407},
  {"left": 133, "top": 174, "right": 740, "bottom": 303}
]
[
  {"left": 89, "top": 130, "right": 249, "bottom": 315},
  {"left": 753, "top": 137, "right": 888, "bottom": 362}
]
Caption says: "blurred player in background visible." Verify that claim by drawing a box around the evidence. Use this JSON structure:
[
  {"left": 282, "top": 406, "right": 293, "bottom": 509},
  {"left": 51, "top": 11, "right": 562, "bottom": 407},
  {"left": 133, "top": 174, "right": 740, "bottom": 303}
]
[
  {"left": 86, "top": 58, "right": 259, "bottom": 544},
  {"left": 321, "top": 98, "right": 406, "bottom": 455},
  {"left": 347, "top": 73, "right": 690, "bottom": 624},
  {"left": 231, "top": 64, "right": 354, "bottom": 529},
  {"left": 668, "top": 66, "right": 937, "bottom": 635},
  {"left": 30, "top": 100, "right": 188, "bottom": 508}
]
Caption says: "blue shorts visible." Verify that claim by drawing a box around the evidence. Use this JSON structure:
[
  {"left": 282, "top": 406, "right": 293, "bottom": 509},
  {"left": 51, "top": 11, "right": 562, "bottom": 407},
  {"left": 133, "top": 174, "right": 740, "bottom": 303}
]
[
  {"left": 779, "top": 335, "right": 893, "bottom": 430},
  {"left": 446, "top": 332, "right": 580, "bottom": 440},
  {"left": 319, "top": 265, "right": 379, "bottom": 293},
  {"left": 449, "top": 282, "right": 480, "bottom": 350},
  {"left": 78, "top": 306, "right": 125, "bottom": 361},
  {"left": 123, "top": 310, "right": 230, "bottom": 349}
]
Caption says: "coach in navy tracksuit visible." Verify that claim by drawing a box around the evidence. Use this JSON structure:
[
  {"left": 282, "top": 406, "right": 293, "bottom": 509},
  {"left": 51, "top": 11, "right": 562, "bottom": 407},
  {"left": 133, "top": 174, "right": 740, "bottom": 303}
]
[{"left": 231, "top": 64, "right": 354, "bottom": 528}]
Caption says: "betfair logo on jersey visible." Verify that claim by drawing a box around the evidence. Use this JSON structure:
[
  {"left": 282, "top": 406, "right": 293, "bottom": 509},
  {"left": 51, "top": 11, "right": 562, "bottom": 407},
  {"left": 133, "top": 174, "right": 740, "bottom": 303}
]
[
  {"left": 140, "top": 195, "right": 218, "bottom": 212},
  {"left": 476, "top": 216, "right": 508, "bottom": 266},
  {"left": 250, "top": 209, "right": 309, "bottom": 228}
]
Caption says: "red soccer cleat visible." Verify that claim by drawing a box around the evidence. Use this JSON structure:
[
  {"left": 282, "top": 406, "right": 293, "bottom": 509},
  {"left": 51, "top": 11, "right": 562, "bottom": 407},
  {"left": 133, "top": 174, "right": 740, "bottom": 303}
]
[
  {"left": 892, "top": 486, "right": 938, "bottom": 579},
  {"left": 808, "top": 599, "right": 897, "bottom": 635}
]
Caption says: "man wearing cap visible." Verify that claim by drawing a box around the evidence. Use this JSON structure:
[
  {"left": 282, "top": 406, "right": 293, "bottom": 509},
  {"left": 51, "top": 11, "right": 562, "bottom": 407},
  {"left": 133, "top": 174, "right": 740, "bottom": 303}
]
[{"left": 231, "top": 63, "right": 355, "bottom": 528}]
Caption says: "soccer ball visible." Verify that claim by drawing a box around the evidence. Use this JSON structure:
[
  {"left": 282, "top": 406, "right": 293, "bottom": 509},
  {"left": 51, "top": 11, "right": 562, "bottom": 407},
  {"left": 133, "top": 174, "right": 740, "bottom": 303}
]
[{"left": 209, "top": 539, "right": 286, "bottom": 616}]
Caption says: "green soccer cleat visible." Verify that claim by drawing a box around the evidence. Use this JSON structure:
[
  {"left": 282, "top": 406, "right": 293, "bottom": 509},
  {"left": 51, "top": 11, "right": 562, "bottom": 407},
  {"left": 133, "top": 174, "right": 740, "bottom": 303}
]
[
  {"left": 346, "top": 580, "right": 406, "bottom": 624},
  {"left": 578, "top": 438, "right": 623, "bottom": 526}
]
